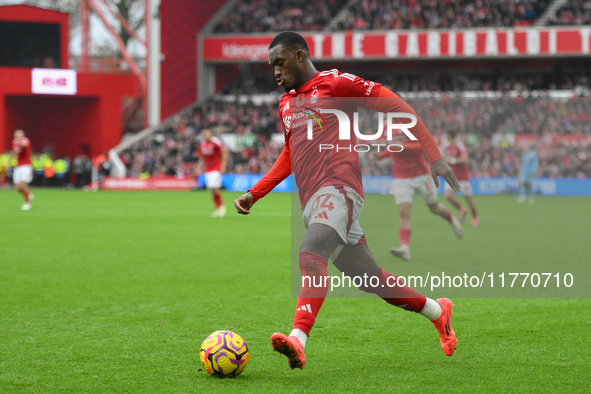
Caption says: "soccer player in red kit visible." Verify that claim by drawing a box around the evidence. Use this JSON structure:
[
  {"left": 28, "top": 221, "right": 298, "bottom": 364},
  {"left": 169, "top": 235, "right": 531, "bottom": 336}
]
[
  {"left": 11, "top": 129, "right": 34, "bottom": 211},
  {"left": 379, "top": 131, "right": 464, "bottom": 262},
  {"left": 195, "top": 129, "right": 228, "bottom": 217},
  {"left": 234, "top": 32, "right": 459, "bottom": 369},
  {"left": 443, "top": 130, "right": 479, "bottom": 227}
]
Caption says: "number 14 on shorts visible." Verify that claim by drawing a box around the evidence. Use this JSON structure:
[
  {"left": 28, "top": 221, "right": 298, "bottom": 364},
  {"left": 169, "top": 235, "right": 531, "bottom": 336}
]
[{"left": 313, "top": 196, "right": 335, "bottom": 219}]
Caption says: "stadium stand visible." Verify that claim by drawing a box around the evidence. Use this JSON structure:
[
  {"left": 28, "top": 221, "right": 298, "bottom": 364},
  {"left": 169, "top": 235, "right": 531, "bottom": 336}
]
[
  {"left": 334, "top": 0, "right": 545, "bottom": 30},
  {"left": 220, "top": 64, "right": 591, "bottom": 94},
  {"left": 117, "top": 0, "right": 591, "bottom": 186},
  {"left": 119, "top": 89, "right": 591, "bottom": 180},
  {"left": 213, "top": 0, "right": 349, "bottom": 33},
  {"left": 547, "top": 0, "right": 591, "bottom": 25},
  {"left": 210, "top": 0, "right": 591, "bottom": 32},
  {"left": 212, "top": 0, "right": 590, "bottom": 33}
]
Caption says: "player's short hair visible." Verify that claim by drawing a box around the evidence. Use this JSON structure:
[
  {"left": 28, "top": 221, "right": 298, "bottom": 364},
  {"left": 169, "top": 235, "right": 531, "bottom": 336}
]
[
  {"left": 269, "top": 31, "right": 309, "bottom": 54},
  {"left": 447, "top": 130, "right": 459, "bottom": 139}
]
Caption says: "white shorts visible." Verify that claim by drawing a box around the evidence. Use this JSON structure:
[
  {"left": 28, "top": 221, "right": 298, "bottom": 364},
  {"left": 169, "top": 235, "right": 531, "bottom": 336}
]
[
  {"left": 204, "top": 171, "right": 222, "bottom": 189},
  {"left": 444, "top": 180, "right": 472, "bottom": 196},
  {"left": 13, "top": 165, "right": 33, "bottom": 184},
  {"left": 392, "top": 174, "right": 438, "bottom": 205},
  {"left": 302, "top": 186, "right": 365, "bottom": 262}
]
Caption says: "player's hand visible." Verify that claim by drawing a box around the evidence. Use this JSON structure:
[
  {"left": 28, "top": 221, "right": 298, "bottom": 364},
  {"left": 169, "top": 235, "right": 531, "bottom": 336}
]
[
  {"left": 430, "top": 158, "right": 461, "bottom": 191},
  {"left": 234, "top": 192, "right": 254, "bottom": 215}
]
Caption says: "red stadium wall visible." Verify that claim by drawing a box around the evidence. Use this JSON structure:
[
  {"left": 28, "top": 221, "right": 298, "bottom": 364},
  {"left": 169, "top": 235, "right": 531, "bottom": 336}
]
[
  {"left": 159, "top": 0, "right": 227, "bottom": 120},
  {"left": 0, "top": 5, "right": 69, "bottom": 68},
  {"left": 0, "top": 68, "right": 141, "bottom": 158}
]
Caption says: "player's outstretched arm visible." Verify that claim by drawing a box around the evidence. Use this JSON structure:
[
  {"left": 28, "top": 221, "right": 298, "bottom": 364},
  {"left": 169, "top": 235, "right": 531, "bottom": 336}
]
[
  {"left": 371, "top": 87, "right": 461, "bottom": 191},
  {"left": 233, "top": 145, "right": 291, "bottom": 215}
]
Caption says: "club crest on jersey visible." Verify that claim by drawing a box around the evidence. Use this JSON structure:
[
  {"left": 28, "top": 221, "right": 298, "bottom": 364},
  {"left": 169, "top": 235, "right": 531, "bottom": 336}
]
[{"left": 311, "top": 87, "right": 319, "bottom": 104}]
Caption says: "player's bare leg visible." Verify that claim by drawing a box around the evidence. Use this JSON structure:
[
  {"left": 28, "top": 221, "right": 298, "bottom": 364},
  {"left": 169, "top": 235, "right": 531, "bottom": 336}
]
[
  {"left": 15, "top": 181, "right": 31, "bottom": 210},
  {"left": 391, "top": 202, "right": 412, "bottom": 261},
  {"left": 332, "top": 243, "right": 456, "bottom": 356},
  {"left": 463, "top": 195, "right": 479, "bottom": 227},
  {"left": 210, "top": 188, "right": 226, "bottom": 217},
  {"left": 444, "top": 189, "right": 467, "bottom": 223},
  {"left": 272, "top": 223, "right": 341, "bottom": 370},
  {"left": 428, "top": 202, "right": 463, "bottom": 239}
]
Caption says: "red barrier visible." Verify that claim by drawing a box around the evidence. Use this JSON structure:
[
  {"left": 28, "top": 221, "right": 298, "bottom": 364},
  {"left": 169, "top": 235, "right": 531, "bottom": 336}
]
[{"left": 101, "top": 177, "right": 196, "bottom": 190}]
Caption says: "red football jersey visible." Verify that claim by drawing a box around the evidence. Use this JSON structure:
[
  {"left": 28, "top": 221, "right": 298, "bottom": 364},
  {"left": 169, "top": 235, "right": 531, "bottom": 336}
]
[
  {"left": 279, "top": 69, "right": 382, "bottom": 207},
  {"left": 12, "top": 137, "right": 32, "bottom": 166},
  {"left": 444, "top": 141, "right": 470, "bottom": 181},
  {"left": 196, "top": 137, "right": 224, "bottom": 173},
  {"left": 381, "top": 129, "right": 430, "bottom": 179}
]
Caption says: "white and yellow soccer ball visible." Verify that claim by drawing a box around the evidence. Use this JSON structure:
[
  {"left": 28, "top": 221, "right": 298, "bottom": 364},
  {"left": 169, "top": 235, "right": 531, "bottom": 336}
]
[{"left": 199, "top": 331, "right": 249, "bottom": 378}]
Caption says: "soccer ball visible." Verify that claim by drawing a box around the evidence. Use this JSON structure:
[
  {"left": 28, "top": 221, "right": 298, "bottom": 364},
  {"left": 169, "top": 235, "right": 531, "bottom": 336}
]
[{"left": 199, "top": 331, "right": 249, "bottom": 378}]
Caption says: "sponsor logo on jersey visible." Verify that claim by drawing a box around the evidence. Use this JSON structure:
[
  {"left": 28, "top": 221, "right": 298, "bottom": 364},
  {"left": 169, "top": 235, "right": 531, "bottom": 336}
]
[
  {"left": 364, "top": 81, "right": 375, "bottom": 96},
  {"left": 283, "top": 115, "right": 292, "bottom": 132}
]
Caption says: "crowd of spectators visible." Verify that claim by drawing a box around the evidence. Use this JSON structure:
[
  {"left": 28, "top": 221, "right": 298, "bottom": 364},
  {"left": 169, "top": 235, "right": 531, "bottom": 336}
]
[
  {"left": 469, "top": 139, "right": 591, "bottom": 178},
  {"left": 220, "top": 65, "right": 591, "bottom": 96},
  {"left": 122, "top": 0, "right": 591, "bottom": 182},
  {"left": 213, "top": 0, "right": 347, "bottom": 33},
  {"left": 548, "top": 0, "right": 591, "bottom": 25},
  {"left": 363, "top": 139, "right": 591, "bottom": 178},
  {"left": 335, "top": 0, "right": 544, "bottom": 30},
  {"left": 120, "top": 96, "right": 284, "bottom": 178},
  {"left": 212, "top": 0, "right": 591, "bottom": 33},
  {"left": 403, "top": 95, "right": 591, "bottom": 138},
  {"left": 120, "top": 91, "right": 591, "bottom": 180}
]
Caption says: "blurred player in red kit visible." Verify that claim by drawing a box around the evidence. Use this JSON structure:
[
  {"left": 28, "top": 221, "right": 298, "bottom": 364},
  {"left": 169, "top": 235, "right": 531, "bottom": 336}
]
[
  {"left": 195, "top": 129, "right": 228, "bottom": 217},
  {"left": 234, "top": 32, "right": 460, "bottom": 370},
  {"left": 378, "top": 131, "right": 464, "bottom": 262},
  {"left": 443, "top": 130, "right": 479, "bottom": 227},
  {"left": 11, "top": 129, "right": 34, "bottom": 211}
]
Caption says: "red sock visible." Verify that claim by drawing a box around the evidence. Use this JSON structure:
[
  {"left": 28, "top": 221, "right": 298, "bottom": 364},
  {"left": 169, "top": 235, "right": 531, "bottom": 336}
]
[
  {"left": 471, "top": 206, "right": 478, "bottom": 218},
  {"left": 213, "top": 193, "right": 222, "bottom": 208},
  {"left": 360, "top": 268, "right": 426, "bottom": 312},
  {"left": 21, "top": 189, "right": 30, "bottom": 202},
  {"left": 293, "top": 251, "right": 328, "bottom": 336},
  {"left": 450, "top": 199, "right": 462, "bottom": 210},
  {"left": 399, "top": 228, "right": 411, "bottom": 246}
]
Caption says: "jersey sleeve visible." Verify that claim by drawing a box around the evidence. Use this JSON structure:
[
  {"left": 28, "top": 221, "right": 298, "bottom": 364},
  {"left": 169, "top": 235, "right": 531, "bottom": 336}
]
[
  {"left": 452, "top": 142, "right": 468, "bottom": 159},
  {"left": 371, "top": 87, "right": 442, "bottom": 163},
  {"left": 331, "top": 72, "right": 382, "bottom": 98},
  {"left": 459, "top": 145, "right": 469, "bottom": 159},
  {"left": 212, "top": 137, "right": 225, "bottom": 152},
  {"left": 248, "top": 145, "right": 291, "bottom": 203}
]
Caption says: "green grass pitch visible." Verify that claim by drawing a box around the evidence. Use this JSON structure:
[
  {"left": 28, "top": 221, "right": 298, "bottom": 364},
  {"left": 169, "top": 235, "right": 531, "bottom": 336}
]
[{"left": 0, "top": 189, "right": 589, "bottom": 392}]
